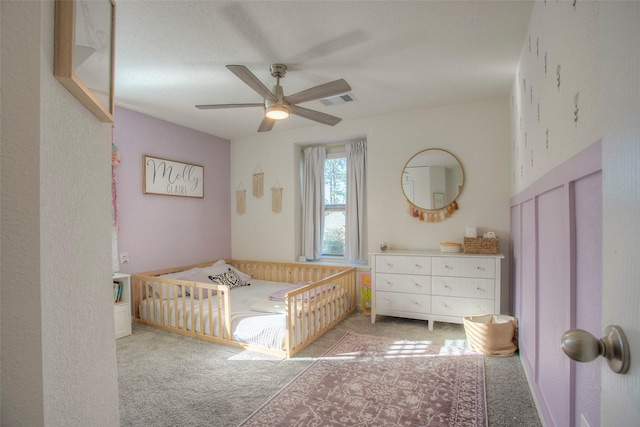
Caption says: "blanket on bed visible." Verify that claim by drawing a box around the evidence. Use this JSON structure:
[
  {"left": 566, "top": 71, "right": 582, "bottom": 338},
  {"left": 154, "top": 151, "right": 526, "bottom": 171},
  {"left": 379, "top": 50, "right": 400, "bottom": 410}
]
[
  {"left": 267, "top": 282, "right": 312, "bottom": 301},
  {"left": 268, "top": 282, "right": 338, "bottom": 302}
]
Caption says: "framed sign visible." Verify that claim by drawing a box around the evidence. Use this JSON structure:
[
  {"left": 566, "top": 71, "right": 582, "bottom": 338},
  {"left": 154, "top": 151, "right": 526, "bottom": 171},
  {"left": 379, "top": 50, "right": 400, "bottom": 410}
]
[
  {"left": 54, "top": 0, "right": 115, "bottom": 123},
  {"left": 143, "top": 155, "right": 204, "bottom": 198}
]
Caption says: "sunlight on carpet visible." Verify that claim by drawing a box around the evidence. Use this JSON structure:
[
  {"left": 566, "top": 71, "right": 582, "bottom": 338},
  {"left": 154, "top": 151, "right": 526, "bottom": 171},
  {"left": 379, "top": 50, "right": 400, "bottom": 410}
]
[
  {"left": 326, "top": 337, "right": 474, "bottom": 361},
  {"left": 239, "top": 330, "right": 487, "bottom": 427},
  {"left": 227, "top": 351, "right": 285, "bottom": 361}
]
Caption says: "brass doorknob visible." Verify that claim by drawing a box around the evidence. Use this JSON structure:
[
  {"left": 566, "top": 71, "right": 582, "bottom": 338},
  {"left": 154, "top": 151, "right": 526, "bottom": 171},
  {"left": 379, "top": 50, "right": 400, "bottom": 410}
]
[{"left": 561, "top": 325, "right": 630, "bottom": 374}]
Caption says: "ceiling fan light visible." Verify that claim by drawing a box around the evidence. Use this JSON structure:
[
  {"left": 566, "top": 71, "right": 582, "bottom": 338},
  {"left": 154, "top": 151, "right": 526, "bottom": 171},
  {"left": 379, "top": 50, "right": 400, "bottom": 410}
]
[{"left": 265, "top": 105, "right": 290, "bottom": 120}]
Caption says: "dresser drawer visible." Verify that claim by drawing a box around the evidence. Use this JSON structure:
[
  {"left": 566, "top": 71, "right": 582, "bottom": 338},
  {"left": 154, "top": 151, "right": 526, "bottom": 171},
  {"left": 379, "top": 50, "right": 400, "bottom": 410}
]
[
  {"left": 431, "top": 276, "right": 495, "bottom": 299},
  {"left": 432, "top": 257, "right": 495, "bottom": 278},
  {"left": 375, "top": 255, "right": 431, "bottom": 275},
  {"left": 431, "top": 296, "right": 494, "bottom": 317},
  {"left": 376, "top": 291, "right": 430, "bottom": 314},
  {"left": 376, "top": 273, "right": 431, "bottom": 295}
]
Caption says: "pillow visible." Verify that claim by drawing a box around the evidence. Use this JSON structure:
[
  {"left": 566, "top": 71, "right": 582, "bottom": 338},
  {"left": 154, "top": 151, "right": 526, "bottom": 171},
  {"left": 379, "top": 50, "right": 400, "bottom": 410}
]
[
  {"left": 209, "top": 268, "right": 250, "bottom": 289},
  {"left": 158, "top": 269, "right": 212, "bottom": 299},
  {"left": 164, "top": 269, "right": 214, "bottom": 284},
  {"left": 148, "top": 281, "right": 185, "bottom": 299},
  {"left": 201, "top": 261, "right": 252, "bottom": 282},
  {"left": 165, "top": 269, "right": 218, "bottom": 299}
]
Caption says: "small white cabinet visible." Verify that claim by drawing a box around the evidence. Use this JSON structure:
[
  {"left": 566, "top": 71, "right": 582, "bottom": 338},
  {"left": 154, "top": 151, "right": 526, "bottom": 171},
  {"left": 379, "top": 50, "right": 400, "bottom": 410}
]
[
  {"left": 371, "top": 250, "right": 504, "bottom": 330},
  {"left": 113, "top": 273, "right": 132, "bottom": 339}
]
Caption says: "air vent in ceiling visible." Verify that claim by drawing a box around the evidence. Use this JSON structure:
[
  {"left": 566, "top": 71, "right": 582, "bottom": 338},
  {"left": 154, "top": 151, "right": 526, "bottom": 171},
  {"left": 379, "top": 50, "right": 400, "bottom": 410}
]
[{"left": 320, "top": 93, "right": 357, "bottom": 106}]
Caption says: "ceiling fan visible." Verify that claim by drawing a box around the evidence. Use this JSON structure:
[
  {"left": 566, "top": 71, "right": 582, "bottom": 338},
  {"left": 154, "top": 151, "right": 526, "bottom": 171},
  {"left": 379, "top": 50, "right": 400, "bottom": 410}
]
[{"left": 195, "top": 64, "right": 352, "bottom": 132}]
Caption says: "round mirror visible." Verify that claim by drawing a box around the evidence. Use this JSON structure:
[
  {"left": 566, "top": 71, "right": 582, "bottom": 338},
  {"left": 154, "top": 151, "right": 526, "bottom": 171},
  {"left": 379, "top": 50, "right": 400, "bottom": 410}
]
[{"left": 401, "top": 148, "right": 464, "bottom": 211}]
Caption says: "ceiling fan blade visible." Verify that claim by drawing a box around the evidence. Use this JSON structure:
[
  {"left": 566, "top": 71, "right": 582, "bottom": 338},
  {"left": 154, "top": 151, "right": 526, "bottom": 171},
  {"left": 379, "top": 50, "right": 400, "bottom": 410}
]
[
  {"left": 227, "top": 65, "right": 277, "bottom": 102},
  {"left": 284, "top": 79, "right": 351, "bottom": 105},
  {"left": 257, "top": 117, "right": 276, "bottom": 132},
  {"left": 291, "top": 105, "right": 342, "bottom": 126},
  {"left": 195, "top": 103, "right": 263, "bottom": 110}
]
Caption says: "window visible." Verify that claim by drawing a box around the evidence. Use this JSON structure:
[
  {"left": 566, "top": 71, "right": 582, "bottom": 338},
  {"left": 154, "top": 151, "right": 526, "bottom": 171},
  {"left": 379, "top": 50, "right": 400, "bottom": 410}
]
[
  {"left": 322, "top": 155, "right": 346, "bottom": 256},
  {"left": 302, "top": 141, "right": 366, "bottom": 262}
]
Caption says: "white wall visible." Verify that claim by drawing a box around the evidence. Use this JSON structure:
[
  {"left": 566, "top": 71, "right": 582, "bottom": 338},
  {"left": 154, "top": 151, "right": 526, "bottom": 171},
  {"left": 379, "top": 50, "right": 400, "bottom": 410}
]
[
  {"left": 511, "top": 1, "right": 600, "bottom": 196},
  {"left": 1, "top": 1, "right": 119, "bottom": 425},
  {"left": 231, "top": 98, "right": 512, "bottom": 307}
]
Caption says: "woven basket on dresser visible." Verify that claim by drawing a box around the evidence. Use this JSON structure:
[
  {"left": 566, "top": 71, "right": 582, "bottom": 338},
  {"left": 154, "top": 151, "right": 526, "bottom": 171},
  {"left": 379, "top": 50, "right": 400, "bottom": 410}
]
[{"left": 463, "top": 237, "right": 499, "bottom": 254}]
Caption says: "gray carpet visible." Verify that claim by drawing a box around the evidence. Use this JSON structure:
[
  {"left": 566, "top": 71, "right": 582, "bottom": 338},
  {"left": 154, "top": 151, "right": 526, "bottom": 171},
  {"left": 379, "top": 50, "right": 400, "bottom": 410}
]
[{"left": 117, "top": 313, "right": 541, "bottom": 427}]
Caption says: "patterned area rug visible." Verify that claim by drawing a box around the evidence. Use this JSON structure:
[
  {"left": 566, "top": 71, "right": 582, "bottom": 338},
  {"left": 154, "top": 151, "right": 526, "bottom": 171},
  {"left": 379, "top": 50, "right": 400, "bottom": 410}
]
[{"left": 239, "top": 330, "right": 487, "bottom": 427}]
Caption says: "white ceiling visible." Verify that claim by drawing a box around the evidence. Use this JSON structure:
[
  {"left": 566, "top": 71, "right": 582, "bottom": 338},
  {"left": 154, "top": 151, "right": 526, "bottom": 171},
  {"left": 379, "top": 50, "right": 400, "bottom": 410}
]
[{"left": 114, "top": 1, "right": 533, "bottom": 140}]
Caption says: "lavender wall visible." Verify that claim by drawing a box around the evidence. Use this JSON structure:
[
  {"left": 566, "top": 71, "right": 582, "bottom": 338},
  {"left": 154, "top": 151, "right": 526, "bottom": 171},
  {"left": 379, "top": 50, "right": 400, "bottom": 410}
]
[
  {"left": 573, "top": 171, "right": 602, "bottom": 426},
  {"left": 510, "top": 141, "right": 602, "bottom": 427},
  {"left": 113, "top": 107, "right": 231, "bottom": 273}
]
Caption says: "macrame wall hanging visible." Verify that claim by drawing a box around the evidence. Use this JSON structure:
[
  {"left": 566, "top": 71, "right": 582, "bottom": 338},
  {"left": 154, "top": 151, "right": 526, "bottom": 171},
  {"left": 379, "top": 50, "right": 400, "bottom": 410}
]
[
  {"left": 408, "top": 200, "right": 459, "bottom": 223},
  {"left": 253, "top": 165, "right": 264, "bottom": 198},
  {"left": 236, "top": 183, "right": 246, "bottom": 215},
  {"left": 271, "top": 181, "right": 283, "bottom": 214}
]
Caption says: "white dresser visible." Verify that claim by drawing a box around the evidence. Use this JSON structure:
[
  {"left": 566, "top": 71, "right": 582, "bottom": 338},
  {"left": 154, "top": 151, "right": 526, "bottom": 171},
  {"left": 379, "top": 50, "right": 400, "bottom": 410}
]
[{"left": 371, "top": 250, "right": 504, "bottom": 330}]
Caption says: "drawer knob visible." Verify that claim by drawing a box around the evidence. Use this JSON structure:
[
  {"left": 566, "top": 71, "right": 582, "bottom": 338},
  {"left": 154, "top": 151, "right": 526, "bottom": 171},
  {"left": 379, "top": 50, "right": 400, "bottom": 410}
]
[
  {"left": 386, "top": 281, "right": 394, "bottom": 287},
  {"left": 476, "top": 266, "right": 484, "bottom": 271},
  {"left": 445, "top": 265, "right": 452, "bottom": 269},
  {"left": 414, "top": 282, "right": 422, "bottom": 288},
  {"left": 415, "top": 264, "right": 422, "bottom": 268},
  {"left": 387, "top": 263, "right": 394, "bottom": 268},
  {"left": 444, "top": 284, "right": 449, "bottom": 288}
]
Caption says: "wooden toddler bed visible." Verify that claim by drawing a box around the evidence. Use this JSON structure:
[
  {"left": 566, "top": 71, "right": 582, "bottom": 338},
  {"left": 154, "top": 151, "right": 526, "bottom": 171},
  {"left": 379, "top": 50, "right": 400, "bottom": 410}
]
[{"left": 131, "top": 260, "right": 357, "bottom": 357}]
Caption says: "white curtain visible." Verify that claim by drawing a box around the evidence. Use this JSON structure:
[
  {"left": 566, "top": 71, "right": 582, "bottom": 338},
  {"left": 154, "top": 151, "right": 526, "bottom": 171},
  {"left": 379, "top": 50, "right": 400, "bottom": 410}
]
[
  {"left": 302, "top": 146, "right": 326, "bottom": 260},
  {"left": 345, "top": 141, "right": 367, "bottom": 261}
]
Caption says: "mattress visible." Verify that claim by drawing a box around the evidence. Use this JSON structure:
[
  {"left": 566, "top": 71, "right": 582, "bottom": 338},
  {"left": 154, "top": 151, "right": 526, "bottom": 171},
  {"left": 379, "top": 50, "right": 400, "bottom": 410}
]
[{"left": 138, "top": 279, "right": 347, "bottom": 351}]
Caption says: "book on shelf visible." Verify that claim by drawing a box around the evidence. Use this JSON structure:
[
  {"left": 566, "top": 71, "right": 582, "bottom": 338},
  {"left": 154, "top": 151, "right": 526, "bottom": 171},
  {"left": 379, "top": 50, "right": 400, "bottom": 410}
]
[{"left": 113, "top": 280, "right": 123, "bottom": 303}]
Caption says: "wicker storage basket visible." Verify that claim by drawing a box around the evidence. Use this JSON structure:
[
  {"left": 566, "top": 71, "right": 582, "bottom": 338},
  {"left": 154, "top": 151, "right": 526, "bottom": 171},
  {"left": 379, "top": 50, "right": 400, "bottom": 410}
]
[
  {"left": 463, "top": 237, "right": 499, "bottom": 254},
  {"left": 464, "top": 314, "right": 518, "bottom": 356}
]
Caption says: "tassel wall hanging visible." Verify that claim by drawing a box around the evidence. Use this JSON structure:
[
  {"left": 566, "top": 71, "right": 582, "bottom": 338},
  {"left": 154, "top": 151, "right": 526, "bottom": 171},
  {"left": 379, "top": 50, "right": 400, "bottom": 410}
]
[
  {"left": 271, "top": 181, "right": 283, "bottom": 214},
  {"left": 407, "top": 201, "right": 460, "bottom": 223},
  {"left": 253, "top": 165, "right": 264, "bottom": 198},
  {"left": 236, "top": 183, "right": 246, "bottom": 215}
]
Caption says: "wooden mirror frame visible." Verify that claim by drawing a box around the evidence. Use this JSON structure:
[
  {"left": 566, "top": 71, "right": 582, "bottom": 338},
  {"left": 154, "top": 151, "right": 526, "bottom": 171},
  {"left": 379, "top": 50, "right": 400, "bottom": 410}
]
[{"left": 54, "top": 0, "right": 115, "bottom": 123}]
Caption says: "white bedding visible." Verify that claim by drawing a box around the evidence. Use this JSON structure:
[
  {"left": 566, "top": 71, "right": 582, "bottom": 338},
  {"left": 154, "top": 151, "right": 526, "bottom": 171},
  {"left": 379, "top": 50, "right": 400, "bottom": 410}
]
[{"left": 139, "top": 280, "right": 303, "bottom": 350}]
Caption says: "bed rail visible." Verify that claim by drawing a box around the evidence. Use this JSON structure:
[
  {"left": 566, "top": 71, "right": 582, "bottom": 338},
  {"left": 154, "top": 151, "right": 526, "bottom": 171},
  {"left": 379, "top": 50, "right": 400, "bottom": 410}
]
[
  {"left": 131, "top": 275, "right": 234, "bottom": 345},
  {"left": 282, "top": 267, "right": 356, "bottom": 356},
  {"left": 131, "top": 260, "right": 357, "bottom": 358}
]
